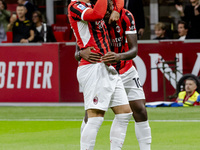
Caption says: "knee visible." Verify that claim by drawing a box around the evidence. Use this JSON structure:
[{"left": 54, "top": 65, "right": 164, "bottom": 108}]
[
  {"left": 112, "top": 104, "right": 132, "bottom": 114},
  {"left": 131, "top": 103, "right": 148, "bottom": 121},
  {"left": 87, "top": 109, "right": 105, "bottom": 118},
  {"left": 135, "top": 105, "right": 147, "bottom": 116}
]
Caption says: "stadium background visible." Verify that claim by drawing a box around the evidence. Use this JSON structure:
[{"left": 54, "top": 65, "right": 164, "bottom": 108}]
[{"left": 0, "top": 1, "right": 200, "bottom": 150}]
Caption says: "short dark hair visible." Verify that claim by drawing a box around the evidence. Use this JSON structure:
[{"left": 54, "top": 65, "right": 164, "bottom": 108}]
[
  {"left": 33, "top": 10, "right": 43, "bottom": 22},
  {"left": 0, "top": 0, "right": 7, "bottom": 10},
  {"left": 178, "top": 21, "right": 189, "bottom": 30},
  {"left": 186, "top": 77, "right": 197, "bottom": 86},
  {"left": 17, "top": 4, "right": 26, "bottom": 8}
]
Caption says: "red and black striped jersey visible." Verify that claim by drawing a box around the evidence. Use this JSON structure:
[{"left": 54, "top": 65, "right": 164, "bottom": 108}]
[
  {"left": 107, "top": 9, "right": 137, "bottom": 74},
  {"left": 68, "top": 0, "right": 111, "bottom": 66}
]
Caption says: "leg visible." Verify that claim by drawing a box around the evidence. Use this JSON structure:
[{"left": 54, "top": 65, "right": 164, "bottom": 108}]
[
  {"left": 81, "top": 111, "right": 88, "bottom": 134},
  {"left": 130, "top": 99, "right": 152, "bottom": 150},
  {"left": 81, "top": 109, "right": 105, "bottom": 150},
  {"left": 110, "top": 104, "right": 132, "bottom": 150},
  {"left": 129, "top": 99, "right": 147, "bottom": 122}
]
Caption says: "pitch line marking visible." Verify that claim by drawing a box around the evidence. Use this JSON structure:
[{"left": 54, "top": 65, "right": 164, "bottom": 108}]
[{"left": 0, "top": 119, "right": 200, "bottom": 122}]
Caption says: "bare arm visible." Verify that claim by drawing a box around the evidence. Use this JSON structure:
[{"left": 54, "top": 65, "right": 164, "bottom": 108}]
[
  {"left": 28, "top": 30, "right": 35, "bottom": 42},
  {"left": 102, "top": 33, "right": 138, "bottom": 64},
  {"left": 20, "top": 30, "right": 34, "bottom": 43},
  {"left": 74, "top": 46, "right": 101, "bottom": 63}
]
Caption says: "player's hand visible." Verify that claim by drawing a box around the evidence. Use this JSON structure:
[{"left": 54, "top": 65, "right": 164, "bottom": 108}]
[
  {"left": 80, "top": 47, "right": 101, "bottom": 63},
  {"left": 108, "top": 10, "right": 120, "bottom": 24},
  {"left": 101, "top": 52, "right": 121, "bottom": 64}
]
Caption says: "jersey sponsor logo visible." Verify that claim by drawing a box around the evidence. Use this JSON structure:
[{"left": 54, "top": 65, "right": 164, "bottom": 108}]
[
  {"left": 93, "top": 96, "right": 98, "bottom": 105},
  {"left": 111, "top": 36, "right": 124, "bottom": 47},
  {"left": 77, "top": 4, "right": 86, "bottom": 10}
]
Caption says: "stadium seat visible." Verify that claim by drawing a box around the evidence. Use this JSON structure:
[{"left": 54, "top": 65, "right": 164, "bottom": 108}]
[
  {"left": 51, "top": 14, "right": 72, "bottom": 41},
  {"left": 53, "top": 32, "right": 66, "bottom": 42},
  {"left": 70, "top": 32, "right": 76, "bottom": 42},
  {"left": 1, "top": 32, "right": 13, "bottom": 43},
  {"left": 7, "top": 4, "right": 18, "bottom": 13}
]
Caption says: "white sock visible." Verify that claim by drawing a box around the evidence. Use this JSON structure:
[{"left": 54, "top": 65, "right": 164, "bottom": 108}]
[
  {"left": 110, "top": 113, "right": 132, "bottom": 150},
  {"left": 135, "top": 120, "right": 152, "bottom": 150},
  {"left": 81, "top": 117, "right": 104, "bottom": 150},
  {"left": 81, "top": 118, "right": 86, "bottom": 135}
]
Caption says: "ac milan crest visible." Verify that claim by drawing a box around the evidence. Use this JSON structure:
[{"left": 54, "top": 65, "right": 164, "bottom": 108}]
[
  {"left": 93, "top": 96, "right": 98, "bottom": 105},
  {"left": 116, "top": 25, "right": 121, "bottom": 33}
]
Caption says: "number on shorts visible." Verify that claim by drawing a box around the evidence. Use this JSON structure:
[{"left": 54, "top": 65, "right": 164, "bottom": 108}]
[{"left": 133, "top": 77, "right": 142, "bottom": 88}]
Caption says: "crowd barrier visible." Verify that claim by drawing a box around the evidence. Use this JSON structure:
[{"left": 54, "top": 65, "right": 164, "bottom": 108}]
[{"left": 0, "top": 40, "right": 199, "bottom": 102}]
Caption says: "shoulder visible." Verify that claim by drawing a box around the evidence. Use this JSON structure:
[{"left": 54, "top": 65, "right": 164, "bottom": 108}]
[
  {"left": 193, "top": 91, "right": 199, "bottom": 96},
  {"left": 122, "top": 9, "right": 135, "bottom": 21},
  {"left": 178, "top": 91, "right": 186, "bottom": 96},
  {"left": 69, "top": 1, "right": 88, "bottom": 12}
]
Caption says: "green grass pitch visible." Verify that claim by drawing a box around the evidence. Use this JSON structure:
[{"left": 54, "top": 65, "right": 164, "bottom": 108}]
[{"left": 0, "top": 106, "right": 200, "bottom": 150}]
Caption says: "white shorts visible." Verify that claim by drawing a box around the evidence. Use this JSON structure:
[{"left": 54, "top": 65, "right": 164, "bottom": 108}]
[
  {"left": 77, "top": 63, "right": 129, "bottom": 111},
  {"left": 120, "top": 66, "right": 145, "bottom": 101}
]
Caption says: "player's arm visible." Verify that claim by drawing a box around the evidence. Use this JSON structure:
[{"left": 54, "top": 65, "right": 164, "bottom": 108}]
[
  {"left": 82, "top": 0, "right": 107, "bottom": 22},
  {"left": 120, "top": 33, "right": 138, "bottom": 60},
  {"left": 74, "top": 46, "right": 101, "bottom": 63},
  {"left": 108, "top": 0, "right": 124, "bottom": 24},
  {"left": 112, "top": 0, "right": 124, "bottom": 13},
  {"left": 118, "top": 9, "right": 138, "bottom": 60}
]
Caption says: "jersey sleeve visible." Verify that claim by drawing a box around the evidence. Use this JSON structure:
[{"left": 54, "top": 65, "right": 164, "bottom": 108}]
[
  {"left": 69, "top": 0, "right": 107, "bottom": 22},
  {"left": 123, "top": 10, "right": 137, "bottom": 35},
  {"left": 69, "top": 3, "right": 88, "bottom": 21},
  {"left": 112, "top": 0, "right": 124, "bottom": 13},
  {"left": 83, "top": 0, "right": 107, "bottom": 21}
]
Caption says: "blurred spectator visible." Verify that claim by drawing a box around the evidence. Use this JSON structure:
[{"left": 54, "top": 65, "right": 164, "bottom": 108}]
[
  {"left": 0, "top": 0, "right": 11, "bottom": 43},
  {"left": 153, "top": 22, "right": 168, "bottom": 40},
  {"left": 8, "top": 4, "right": 34, "bottom": 43},
  {"left": 177, "top": 20, "right": 189, "bottom": 40},
  {"left": 175, "top": 0, "right": 200, "bottom": 39},
  {"left": 124, "top": 0, "right": 145, "bottom": 39},
  {"left": 176, "top": 77, "right": 199, "bottom": 106},
  {"left": 32, "top": 11, "right": 56, "bottom": 42},
  {"left": 18, "top": 0, "right": 36, "bottom": 21}
]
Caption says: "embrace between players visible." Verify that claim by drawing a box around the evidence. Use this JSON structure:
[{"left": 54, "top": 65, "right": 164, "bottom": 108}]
[{"left": 68, "top": 0, "right": 152, "bottom": 149}]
